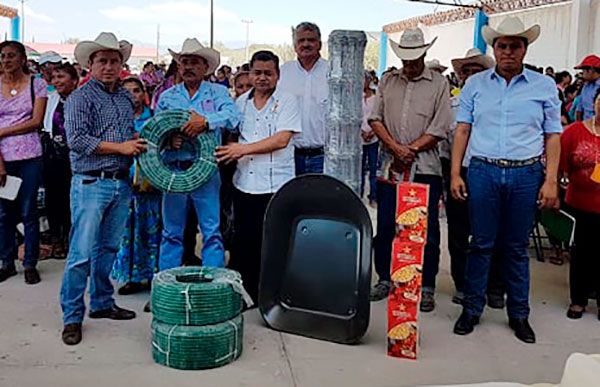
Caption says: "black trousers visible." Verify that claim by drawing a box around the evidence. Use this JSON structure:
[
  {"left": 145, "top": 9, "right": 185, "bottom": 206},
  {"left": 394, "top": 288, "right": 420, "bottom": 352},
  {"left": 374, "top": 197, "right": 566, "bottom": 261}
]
[
  {"left": 229, "top": 189, "right": 273, "bottom": 303},
  {"left": 43, "top": 154, "right": 72, "bottom": 242},
  {"left": 182, "top": 203, "right": 200, "bottom": 266},
  {"left": 568, "top": 207, "right": 600, "bottom": 307},
  {"left": 440, "top": 158, "right": 505, "bottom": 295}
]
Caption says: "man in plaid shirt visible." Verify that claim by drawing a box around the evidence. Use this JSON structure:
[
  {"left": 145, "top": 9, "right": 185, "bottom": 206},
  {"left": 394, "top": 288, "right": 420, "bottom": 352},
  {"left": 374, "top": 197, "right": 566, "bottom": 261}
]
[{"left": 60, "top": 33, "right": 147, "bottom": 346}]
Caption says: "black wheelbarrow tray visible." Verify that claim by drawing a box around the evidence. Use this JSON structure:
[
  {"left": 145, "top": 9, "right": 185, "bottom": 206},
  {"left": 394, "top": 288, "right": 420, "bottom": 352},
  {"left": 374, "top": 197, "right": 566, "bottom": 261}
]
[{"left": 258, "top": 174, "right": 372, "bottom": 344}]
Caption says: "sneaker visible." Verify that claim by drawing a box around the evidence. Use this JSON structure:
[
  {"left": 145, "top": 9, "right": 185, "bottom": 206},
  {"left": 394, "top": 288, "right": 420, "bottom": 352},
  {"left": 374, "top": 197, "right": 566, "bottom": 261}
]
[
  {"left": 0, "top": 267, "right": 17, "bottom": 283},
  {"left": 420, "top": 291, "right": 435, "bottom": 312},
  {"left": 370, "top": 280, "right": 391, "bottom": 302},
  {"left": 451, "top": 291, "right": 464, "bottom": 305},
  {"left": 24, "top": 268, "right": 41, "bottom": 285},
  {"left": 62, "top": 323, "right": 82, "bottom": 346}
]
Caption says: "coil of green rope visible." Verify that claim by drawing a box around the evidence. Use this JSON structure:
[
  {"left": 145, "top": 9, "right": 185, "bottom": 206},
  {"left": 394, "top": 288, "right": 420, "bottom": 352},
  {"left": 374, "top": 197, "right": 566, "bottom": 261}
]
[
  {"left": 151, "top": 266, "right": 244, "bottom": 326},
  {"left": 152, "top": 314, "right": 243, "bottom": 370},
  {"left": 138, "top": 109, "right": 219, "bottom": 193}
]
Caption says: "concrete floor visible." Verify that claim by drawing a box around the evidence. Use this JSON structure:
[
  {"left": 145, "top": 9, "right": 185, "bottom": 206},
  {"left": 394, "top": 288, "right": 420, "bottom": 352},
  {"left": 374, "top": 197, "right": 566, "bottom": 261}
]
[{"left": 1, "top": 222, "right": 599, "bottom": 387}]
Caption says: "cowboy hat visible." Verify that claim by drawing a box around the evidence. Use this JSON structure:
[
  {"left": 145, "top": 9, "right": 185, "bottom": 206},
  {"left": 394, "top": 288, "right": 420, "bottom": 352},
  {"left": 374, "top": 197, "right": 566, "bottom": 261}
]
[
  {"left": 389, "top": 28, "right": 437, "bottom": 61},
  {"left": 74, "top": 32, "right": 132, "bottom": 66},
  {"left": 451, "top": 48, "right": 495, "bottom": 76},
  {"left": 168, "top": 38, "right": 220, "bottom": 75},
  {"left": 426, "top": 59, "right": 448, "bottom": 73},
  {"left": 482, "top": 16, "right": 540, "bottom": 46},
  {"left": 38, "top": 51, "right": 64, "bottom": 65}
]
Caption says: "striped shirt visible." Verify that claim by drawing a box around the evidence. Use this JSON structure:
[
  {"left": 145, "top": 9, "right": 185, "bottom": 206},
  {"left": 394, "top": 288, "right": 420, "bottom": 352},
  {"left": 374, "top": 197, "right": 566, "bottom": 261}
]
[{"left": 65, "top": 78, "right": 135, "bottom": 173}]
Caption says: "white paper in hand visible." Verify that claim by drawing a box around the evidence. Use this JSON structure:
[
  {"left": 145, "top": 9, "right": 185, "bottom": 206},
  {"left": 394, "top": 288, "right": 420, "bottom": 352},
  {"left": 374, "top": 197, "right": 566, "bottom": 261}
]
[{"left": 0, "top": 176, "right": 23, "bottom": 201}]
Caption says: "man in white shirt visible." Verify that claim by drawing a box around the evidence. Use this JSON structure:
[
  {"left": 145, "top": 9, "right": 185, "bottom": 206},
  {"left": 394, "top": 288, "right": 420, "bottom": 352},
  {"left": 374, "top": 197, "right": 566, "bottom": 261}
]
[
  {"left": 278, "top": 22, "right": 328, "bottom": 175},
  {"left": 216, "top": 50, "right": 302, "bottom": 302}
]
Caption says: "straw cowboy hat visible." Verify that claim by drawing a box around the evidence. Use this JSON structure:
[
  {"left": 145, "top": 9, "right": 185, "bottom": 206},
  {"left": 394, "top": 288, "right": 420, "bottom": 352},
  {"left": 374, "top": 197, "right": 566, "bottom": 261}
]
[
  {"left": 389, "top": 27, "right": 437, "bottom": 61},
  {"left": 482, "top": 16, "right": 540, "bottom": 46},
  {"left": 74, "top": 32, "right": 132, "bottom": 65},
  {"left": 451, "top": 48, "right": 495, "bottom": 76},
  {"left": 426, "top": 59, "right": 448, "bottom": 73},
  {"left": 168, "top": 38, "right": 220, "bottom": 75}
]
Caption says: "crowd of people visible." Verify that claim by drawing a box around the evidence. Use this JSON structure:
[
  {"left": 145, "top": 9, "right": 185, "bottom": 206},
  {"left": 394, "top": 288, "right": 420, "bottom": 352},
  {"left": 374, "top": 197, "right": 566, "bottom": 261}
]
[{"left": 0, "top": 16, "right": 599, "bottom": 348}]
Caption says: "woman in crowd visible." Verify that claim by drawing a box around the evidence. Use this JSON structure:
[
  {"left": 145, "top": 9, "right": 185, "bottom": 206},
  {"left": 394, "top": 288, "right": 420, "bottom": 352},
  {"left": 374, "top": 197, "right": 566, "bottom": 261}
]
[
  {"left": 233, "top": 71, "right": 252, "bottom": 99},
  {"left": 151, "top": 60, "right": 180, "bottom": 110},
  {"left": 139, "top": 62, "right": 161, "bottom": 94},
  {"left": 41, "top": 63, "right": 79, "bottom": 259},
  {"left": 560, "top": 88, "right": 600, "bottom": 320},
  {"left": 0, "top": 41, "right": 48, "bottom": 284},
  {"left": 215, "top": 66, "right": 230, "bottom": 88},
  {"left": 111, "top": 77, "right": 161, "bottom": 297},
  {"left": 360, "top": 71, "right": 378, "bottom": 206}
]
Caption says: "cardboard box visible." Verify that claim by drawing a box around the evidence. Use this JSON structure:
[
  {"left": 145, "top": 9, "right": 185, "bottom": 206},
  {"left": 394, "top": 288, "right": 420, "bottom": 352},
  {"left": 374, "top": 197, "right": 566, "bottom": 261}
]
[{"left": 387, "top": 182, "right": 429, "bottom": 360}]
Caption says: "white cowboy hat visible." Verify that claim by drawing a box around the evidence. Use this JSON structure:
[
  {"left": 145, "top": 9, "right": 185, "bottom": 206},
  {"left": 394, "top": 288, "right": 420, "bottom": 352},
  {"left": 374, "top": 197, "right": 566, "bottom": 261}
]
[
  {"left": 74, "top": 32, "right": 132, "bottom": 66},
  {"left": 168, "top": 38, "right": 220, "bottom": 75},
  {"left": 451, "top": 48, "right": 495, "bottom": 76},
  {"left": 389, "top": 28, "right": 437, "bottom": 61},
  {"left": 426, "top": 59, "right": 448, "bottom": 73},
  {"left": 482, "top": 16, "right": 540, "bottom": 46},
  {"left": 39, "top": 51, "right": 64, "bottom": 65}
]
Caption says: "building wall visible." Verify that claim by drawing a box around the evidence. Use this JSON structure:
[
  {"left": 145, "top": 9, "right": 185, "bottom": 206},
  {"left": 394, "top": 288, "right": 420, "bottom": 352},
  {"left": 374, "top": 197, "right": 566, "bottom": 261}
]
[{"left": 384, "top": 1, "right": 596, "bottom": 73}]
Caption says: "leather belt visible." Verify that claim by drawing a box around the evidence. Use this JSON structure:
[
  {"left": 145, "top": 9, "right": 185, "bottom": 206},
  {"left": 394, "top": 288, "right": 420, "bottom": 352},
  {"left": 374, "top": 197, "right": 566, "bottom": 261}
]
[
  {"left": 81, "top": 170, "right": 130, "bottom": 180},
  {"left": 474, "top": 156, "right": 541, "bottom": 168},
  {"left": 294, "top": 147, "right": 324, "bottom": 157}
]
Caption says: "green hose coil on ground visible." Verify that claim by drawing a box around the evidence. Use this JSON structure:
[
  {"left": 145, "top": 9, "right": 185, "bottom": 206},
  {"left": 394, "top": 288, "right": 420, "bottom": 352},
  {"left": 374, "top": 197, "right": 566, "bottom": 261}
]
[
  {"left": 151, "top": 267, "right": 244, "bottom": 326},
  {"left": 138, "top": 109, "right": 219, "bottom": 193},
  {"left": 152, "top": 315, "right": 243, "bottom": 370}
]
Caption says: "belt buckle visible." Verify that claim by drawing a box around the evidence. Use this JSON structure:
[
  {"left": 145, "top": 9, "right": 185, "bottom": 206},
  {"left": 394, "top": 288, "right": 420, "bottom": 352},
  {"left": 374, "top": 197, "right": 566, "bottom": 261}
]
[{"left": 498, "top": 159, "right": 509, "bottom": 167}]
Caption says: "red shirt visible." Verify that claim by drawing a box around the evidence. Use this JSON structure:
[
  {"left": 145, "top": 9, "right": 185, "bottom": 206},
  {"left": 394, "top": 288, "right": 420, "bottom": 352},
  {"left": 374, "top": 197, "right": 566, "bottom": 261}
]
[{"left": 560, "top": 121, "right": 600, "bottom": 214}]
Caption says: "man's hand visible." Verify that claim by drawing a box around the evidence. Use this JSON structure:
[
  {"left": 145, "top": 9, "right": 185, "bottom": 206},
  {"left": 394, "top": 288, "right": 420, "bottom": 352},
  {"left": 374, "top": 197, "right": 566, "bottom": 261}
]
[
  {"left": 119, "top": 139, "right": 147, "bottom": 156},
  {"left": 215, "top": 143, "right": 248, "bottom": 164},
  {"left": 538, "top": 180, "right": 560, "bottom": 210},
  {"left": 170, "top": 133, "right": 187, "bottom": 150},
  {"left": 361, "top": 131, "right": 375, "bottom": 142},
  {"left": 451, "top": 175, "right": 468, "bottom": 201},
  {"left": 0, "top": 158, "right": 6, "bottom": 187},
  {"left": 391, "top": 143, "right": 416, "bottom": 163},
  {"left": 182, "top": 110, "right": 208, "bottom": 137}
]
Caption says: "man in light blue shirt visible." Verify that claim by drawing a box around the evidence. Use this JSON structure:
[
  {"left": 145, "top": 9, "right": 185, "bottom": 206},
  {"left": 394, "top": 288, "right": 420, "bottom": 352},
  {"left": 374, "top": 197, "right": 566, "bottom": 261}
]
[
  {"left": 156, "top": 38, "right": 239, "bottom": 271},
  {"left": 450, "top": 17, "right": 562, "bottom": 344},
  {"left": 574, "top": 55, "right": 600, "bottom": 121}
]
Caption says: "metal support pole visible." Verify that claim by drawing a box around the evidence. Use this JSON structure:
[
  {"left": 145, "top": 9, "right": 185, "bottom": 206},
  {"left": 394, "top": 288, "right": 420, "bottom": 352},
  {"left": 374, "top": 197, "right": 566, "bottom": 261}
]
[
  {"left": 210, "top": 0, "right": 214, "bottom": 48},
  {"left": 377, "top": 30, "right": 388, "bottom": 78},
  {"left": 473, "top": 9, "right": 489, "bottom": 54}
]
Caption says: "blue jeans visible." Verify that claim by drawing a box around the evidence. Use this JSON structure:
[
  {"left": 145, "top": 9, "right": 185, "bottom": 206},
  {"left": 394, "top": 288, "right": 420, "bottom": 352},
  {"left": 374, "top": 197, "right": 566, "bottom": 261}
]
[
  {"left": 374, "top": 174, "right": 442, "bottom": 291},
  {"left": 159, "top": 172, "right": 224, "bottom": 270},
  {"left": 294, "top": 153, "right": 324, "bottom": 175},
  {"left": 60, "top": 175, "right": 132, "bottom": 324},
  {"left": 463, "top": 159, "right": 543, "bottom": 319},
  {"left": 0, "top": 157, "right": 42, "bottom": 269},
  {"left": 361, "top": 142, "right": 379, "bottom": 201}
]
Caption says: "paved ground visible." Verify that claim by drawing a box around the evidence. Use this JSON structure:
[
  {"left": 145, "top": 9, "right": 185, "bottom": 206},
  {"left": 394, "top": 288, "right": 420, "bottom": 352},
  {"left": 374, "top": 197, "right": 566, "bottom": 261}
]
[{"left": 1, "top": 223, "right": 599, "bottom": 387}]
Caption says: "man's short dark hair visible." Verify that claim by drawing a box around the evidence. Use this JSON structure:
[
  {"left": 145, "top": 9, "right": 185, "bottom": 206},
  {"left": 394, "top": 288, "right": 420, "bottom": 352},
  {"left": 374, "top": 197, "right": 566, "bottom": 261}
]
[
  {"left": 122, "top": 77, "right": 145, "bottom": 92},
  {"left": 555, "top": 71, "right": 572, "bottom": 84},
  {"left": 250, "top": 50, "right": 280, "bottom": 74}
]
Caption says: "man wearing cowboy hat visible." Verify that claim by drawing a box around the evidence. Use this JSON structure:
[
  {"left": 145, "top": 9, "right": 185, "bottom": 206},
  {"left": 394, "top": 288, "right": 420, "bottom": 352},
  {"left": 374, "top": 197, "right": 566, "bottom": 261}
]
[
  {"left": 574, "top": 54, "right": 600, "bottom": 121},
  {"left": 451, "top": 16, "right": 562, "bottom": 343},
  {"left": 155, "top": 38, "right": 239, "bottom": 273},
  {"left": 440, "top": 48, "right": 497, "bottom": 306},
  {"left": 368, "top": 27, "right": 452, "bottom": 313},
  {"left": 60, "top": 32, "right": 148, "bottom": 346}
]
